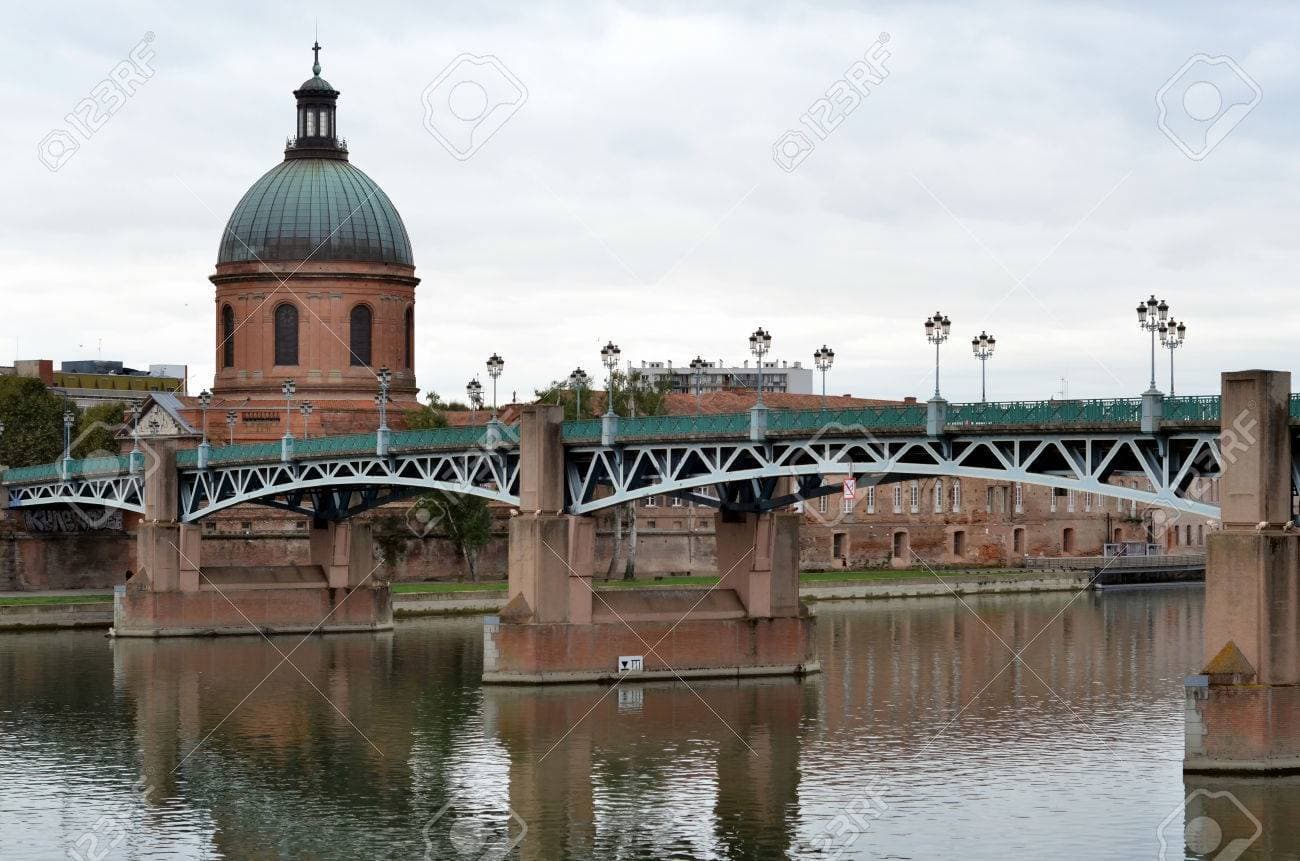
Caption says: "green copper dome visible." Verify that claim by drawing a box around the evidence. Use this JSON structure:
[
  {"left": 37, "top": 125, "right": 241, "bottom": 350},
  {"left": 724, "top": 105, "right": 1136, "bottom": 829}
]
[{"left": 217, "top": 158, "right": 414, "bottom": 266}]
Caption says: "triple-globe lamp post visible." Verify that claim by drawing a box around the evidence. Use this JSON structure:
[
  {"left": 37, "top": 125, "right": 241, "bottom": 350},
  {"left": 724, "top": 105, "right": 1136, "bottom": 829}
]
[
  {"left": 813, "top": 344, "right": 835, "bottom": 410},
  {"left": 971, "top": 331, "right": 995, "bottom": 402},
  {"left": 923, "top": 311, "right": 951, "bottom": 399}
]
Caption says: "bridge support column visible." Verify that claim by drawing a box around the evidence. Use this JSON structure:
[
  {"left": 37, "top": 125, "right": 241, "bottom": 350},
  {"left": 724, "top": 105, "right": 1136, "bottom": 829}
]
[
  {"left": 114, "top": 440, "right": 391, "bottom": 638},
  {"left": 485, "top": 405, "right": 818, "bottom": 684},
  {"left": 1186, "top": 369, "right": 1300, "bottom": 772}
]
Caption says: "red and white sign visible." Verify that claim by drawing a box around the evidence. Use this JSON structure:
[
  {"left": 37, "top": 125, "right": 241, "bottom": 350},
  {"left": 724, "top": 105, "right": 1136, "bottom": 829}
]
[{"left": 842, "top": 478, "right": 857, "bottom": 499}]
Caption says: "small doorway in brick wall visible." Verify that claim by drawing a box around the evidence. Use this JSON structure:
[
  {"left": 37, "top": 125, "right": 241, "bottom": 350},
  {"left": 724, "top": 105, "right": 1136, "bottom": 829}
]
[
  {"left": 1062, "top": 527, "right": 1076, "bottom": 553},
  {"left": 892, "top": 530, "right": 909, "bottom": 560},
  {"left": 832, "top": 532, "right": 848, "bottom": 564},
  {"left": 1113, "top": 527, "right": 1122, "bottom": 544},
  {"left": 1012, "top": 527, "right": 1025, "bottom": 554},
  {"left": 952, "top": 530, "right": 966, "bottom": 557}
]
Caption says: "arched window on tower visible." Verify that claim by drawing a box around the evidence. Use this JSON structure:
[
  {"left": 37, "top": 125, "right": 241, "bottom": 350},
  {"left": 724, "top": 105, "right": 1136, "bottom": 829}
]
[
  {"left": 221, "top": 304, "right": 235, "bottom": 368},
  {"left": 274, "top": 303, "right": 299, "bottom": 366},
  {"left": 404, "top": 306, "right": 414, "bottom": 370},
  {"left": 349, "top": 304, "right": 372, "bottom": 367}
]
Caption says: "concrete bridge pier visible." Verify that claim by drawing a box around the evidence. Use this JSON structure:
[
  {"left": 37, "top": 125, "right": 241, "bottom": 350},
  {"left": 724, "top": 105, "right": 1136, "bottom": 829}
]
[
  {"left": 113, "top": 441, "right": 391, "bottom": 637},
  {"left": 484, "top": 405, "right": 818, "bottom": 684},
  {"left": 1186, "top": 370, "right": 1300, "bottom": 772}
]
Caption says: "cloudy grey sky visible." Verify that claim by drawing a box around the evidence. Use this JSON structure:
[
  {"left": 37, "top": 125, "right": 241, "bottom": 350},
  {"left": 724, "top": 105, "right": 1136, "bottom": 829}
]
[{"left": 1, "top": 1, "right": 1296, "bottom": 403}]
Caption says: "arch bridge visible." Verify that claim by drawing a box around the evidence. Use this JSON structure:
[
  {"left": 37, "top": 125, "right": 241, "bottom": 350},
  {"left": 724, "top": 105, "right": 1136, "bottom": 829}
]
[{"left": 4, "top": 393, "right": 1293, "bottom": 523}]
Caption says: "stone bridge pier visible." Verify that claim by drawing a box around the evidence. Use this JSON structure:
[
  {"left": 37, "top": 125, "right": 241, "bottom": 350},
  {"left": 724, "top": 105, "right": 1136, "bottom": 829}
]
[
  {"left": 484, "top": 405, "right": 818, "bottom": 684},
  {"left": 113, "top": 440, "right": 391, "bottom": 637},
  {"left": 1186, "top": 369, "right": 1300, "bottom": 772}
]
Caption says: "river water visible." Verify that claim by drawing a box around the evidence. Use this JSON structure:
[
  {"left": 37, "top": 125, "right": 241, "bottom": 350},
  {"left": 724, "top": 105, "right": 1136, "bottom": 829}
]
[{"left": 1, "top": 586, "right": 1297, "bottom": 860}]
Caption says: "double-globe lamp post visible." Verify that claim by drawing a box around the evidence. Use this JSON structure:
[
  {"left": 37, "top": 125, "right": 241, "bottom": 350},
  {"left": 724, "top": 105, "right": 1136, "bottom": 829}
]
[
  {"left": 198, "top": 389, "right": 212, "bottom": 467},
  {"left": 568, "top": 368, "right": 590, "bottom": 418},
  {"left": 601, "top": 341, "right": 621, "bottom": 416},
  {"left": 689, "top": 355, "right": 707, "bottom": 415},
  {"left": 923, "top": 311, "right": 951, "bottom": 399},
  {"left": 971, "top": 331, "right": 995, "bottom": 402},
  {"left": 813, "top": 344, "right": 834, "bottom": 410},
  {"left": 1160, "top": 318, "right": 1187, "bottom": 396},
  {"left": 749, "top": 326, "right": 772, "bottom": 406},
  {"left": 466, "top": 378, "right": 483, "bottom": 422},
  {"left": 486, "top": 353, "right": 504, "bottom": 418},
  {"left": 375, "top": 366, "right": 392, "bottom": 455}
]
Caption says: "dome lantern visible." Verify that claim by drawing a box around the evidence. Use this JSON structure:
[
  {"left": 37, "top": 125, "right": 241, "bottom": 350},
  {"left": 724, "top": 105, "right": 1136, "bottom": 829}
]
[{"left": 286, "top": 40, "right": 347, "bottom": 161}]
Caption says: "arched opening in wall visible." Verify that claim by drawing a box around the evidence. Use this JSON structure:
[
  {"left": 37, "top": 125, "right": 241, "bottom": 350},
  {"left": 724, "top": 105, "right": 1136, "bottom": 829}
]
[
  {"left": 1113, "top": 527, "right": 1123, "bottom": 544},
  {"left": 1013, "top": 527, "right": 1025, "bottom": 554},
  {"left": 1062, "top": 527, "right": 1075, "bottom": 553},
  {"left": 221, "top": 304, "right": 235, "bottom": 368},
  {"left": 952, "top": 530, "right": 966, "bottom": 557},
  {"left": 274, "top": 303, "right": 299, "bottom": 366},
  {"left": 892, "top": 530, "right": 909, "bottom": 559},
  {"left": 404, "top": 306, "right": 414, "bottom": 370},
  {"left": 349, "top": 304, "right": 373, "bottom": 366}
]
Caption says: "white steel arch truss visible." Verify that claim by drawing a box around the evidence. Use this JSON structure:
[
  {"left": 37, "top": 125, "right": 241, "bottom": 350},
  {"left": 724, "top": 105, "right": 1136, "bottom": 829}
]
[
  {"left": 177, "top": 447, "right": 520, "bottom": 522},
  {"left": 564, "top": 431, "right": 1231, "bottom": 517},
  {"left": 4, "top": 473, "right": 145, "bottom": 514}
]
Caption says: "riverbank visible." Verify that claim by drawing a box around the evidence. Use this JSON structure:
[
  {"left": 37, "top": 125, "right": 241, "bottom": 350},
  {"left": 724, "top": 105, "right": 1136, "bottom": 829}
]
[{"left": 0, "top": 568, "right": 1105, "bottom": 631}]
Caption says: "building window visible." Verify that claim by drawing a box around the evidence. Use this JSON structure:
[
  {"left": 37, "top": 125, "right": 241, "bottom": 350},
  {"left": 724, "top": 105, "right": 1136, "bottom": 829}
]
[
  {"left": 842, "top": 495, "right": 853, "bottom": 514},
  {"left": 274, "top": 303, "right": 299, "bottom": 366},
  {"left": 1185, "top": 524, "right": 1193, "bottom": 546},
  {"left": 671, "top": 495, "right": 683, "bottom": 508},
  {"left": 404, "top": 307, "right": 415, "bottom": 369},
  {"left": 1197, "top": 524, "right": 1204, "bottom": 544},
  {"left": 952, "top": 530, "right": 966, "bottom": 556},
  {"left": 645, "top": 496, "right": 658, "bottom": 508},
  {"left": 349, "top": 304, "right": 373, "bottom": 366},
  {"left": 909, "top": 481, "right": 919, "bottom": 514},
  {"left": 1067, "top": 490, "right": 1076, "bottom": 513},
  {"left": 987, "top": 487, "right": 995, "bottom": 512},
  {"left": 321, "top": 110, "right": 330, "bottom": 138},
  {"left": 1084, "top": 491, "right": 1092, "bottom": 513},
  {"left": 952, "top": 480, "right": 961, "bottom": 512},
  {"left": 306, "top": 111, "right": 316, "bottom": 136},
  {"left": 866, "top": 486, "right": 875, "bottom": 514},
  {"left": 818, "top": 494, "right": 828, "bottom": 514},
  {"left": 221, "top": 304, "right": 235, "bottom": 368},
  {"left": 893, "top": 485, "right": 902, "bottom": 514},
  {"left": 1014, "top": 483, "right": 1023, "bottom": 514},
  {"left": 934, "top": 479, "right": 944, "bottom": 513},
  {"left": 1050, "top": 489, "right": 1058, "bottom": 513}
]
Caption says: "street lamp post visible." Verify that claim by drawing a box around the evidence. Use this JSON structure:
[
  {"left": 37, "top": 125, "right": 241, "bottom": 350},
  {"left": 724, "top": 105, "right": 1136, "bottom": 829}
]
[
  {"left": 923, "top": 312, "right": 951, "bottom": 399},
  {"left": 376, "top": 366, "right": 392, "bottom": 456},
  {"left": 1136, "top": 295, "right": 1170, "bottom": 393},
  {"left": 748, "top": 326, "right": 772, "bottom": 405},
  {"left": 600, "top": 341, "right": 621, "bottom": 445},
  {"left": 971, "top": 331, "right": 996, "bottom": 402},
  {"left": 225, "top": 409, "right": 238, "bottom": 445},
  {"left": 486, "top": 354, "right": 504, "bottom": 418},
  {"left": 813, "top": 345, "right": 835, "bottom": 410},
  {"left": 61, "top": 407, "right": 75, "bottom": 479},
  {"left": 1160, "top": 318, "right": 1187, "bottom": 396},
  {"left": 466, "top": 378, "right": 483, "bottom": 423},
  {"left": 197, "top": 389, "right": 212, "bottom": 468},
  {"left": 280, "top": 379, "right": 296, "bottom": 461},
  {"left": 568, "top": 368, "right": 590, "bottom": 418},
  {"left": 689, "top": 355, "right": 707, "bottom": 415},
  {"left": 299, "top": 401, "right": 314, "bottom": 440},
  {"left": 128, "top": 402, "right": 144, "bottom": 472},
  {"left": 600, "top": 342, "right": 621, "bottom": 416}
]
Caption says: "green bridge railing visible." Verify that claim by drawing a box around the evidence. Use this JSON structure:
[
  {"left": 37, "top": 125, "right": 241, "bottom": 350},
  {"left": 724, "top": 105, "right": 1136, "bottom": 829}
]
[{"left": 5, "top": 392, "right": 1296, "bottom": 486}]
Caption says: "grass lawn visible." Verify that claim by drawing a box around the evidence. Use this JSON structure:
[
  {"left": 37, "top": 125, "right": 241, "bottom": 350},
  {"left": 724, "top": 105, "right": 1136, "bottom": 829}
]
[
  {"left": 392, "top": 581, "right": 508, "bottom": 594},
  {"left": 0, "top": 594, "right": 114, "bottom": 607}
]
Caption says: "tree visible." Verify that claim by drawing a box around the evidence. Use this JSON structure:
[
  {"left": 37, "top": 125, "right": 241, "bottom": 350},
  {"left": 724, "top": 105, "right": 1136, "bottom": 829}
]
[
  {"left": 0, "top": 377, "right": 66, "bottom": 467},
  {"left": 533, "top": 380, "right": 592, "bottom": 420},
  {"left": 601, "top": 370, "right": 673, "bottom": 580},
  {"left": 73, "top": 401, "right": 130, "bottom": 458},
  {"left": 412, "top": 491, "right": 493, "bottom": 581}
]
